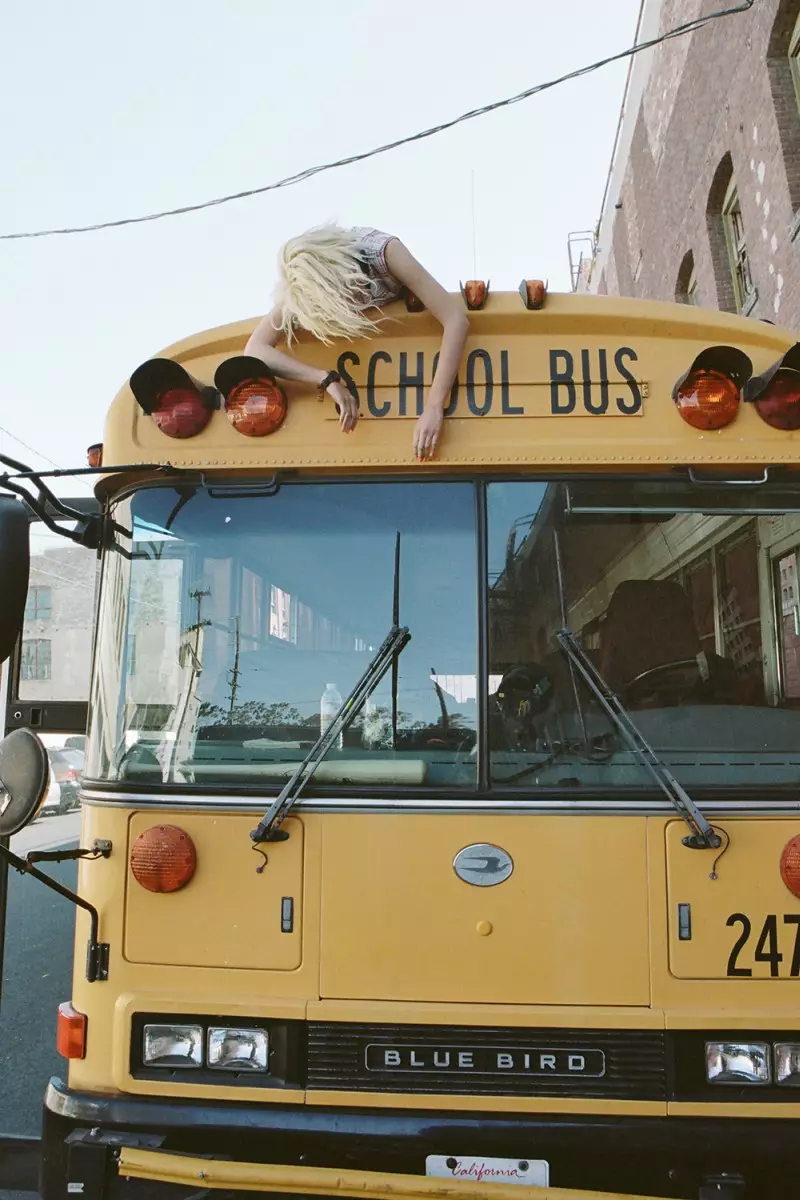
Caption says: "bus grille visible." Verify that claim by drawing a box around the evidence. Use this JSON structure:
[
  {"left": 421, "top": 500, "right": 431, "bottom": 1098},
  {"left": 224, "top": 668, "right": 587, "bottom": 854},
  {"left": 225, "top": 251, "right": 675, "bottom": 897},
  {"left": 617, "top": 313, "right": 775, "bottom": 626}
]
[{"left": 306, "top": 1023, "right": 666, "bottom": 1099}]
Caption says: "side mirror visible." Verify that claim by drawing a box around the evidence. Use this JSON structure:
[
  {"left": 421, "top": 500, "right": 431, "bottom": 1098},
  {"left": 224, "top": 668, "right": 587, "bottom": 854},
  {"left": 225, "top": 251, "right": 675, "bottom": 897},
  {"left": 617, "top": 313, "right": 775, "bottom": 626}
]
[
  {"left": 0, "top": 729, "right": 49, "bottom": 836},
  {"left": 0, "top": 497, "right": 30, "bottom": 667}
]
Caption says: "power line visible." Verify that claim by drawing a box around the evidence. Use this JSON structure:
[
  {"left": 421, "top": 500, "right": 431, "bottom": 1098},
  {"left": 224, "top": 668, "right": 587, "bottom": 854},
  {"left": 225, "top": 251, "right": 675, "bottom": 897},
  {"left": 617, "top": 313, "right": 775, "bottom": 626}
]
[
  {"left": 0, "top": 422, "right": 94, "bottom": 492},
  {"left": 0, "top": 0, "right": 755, "bottom": 243}
]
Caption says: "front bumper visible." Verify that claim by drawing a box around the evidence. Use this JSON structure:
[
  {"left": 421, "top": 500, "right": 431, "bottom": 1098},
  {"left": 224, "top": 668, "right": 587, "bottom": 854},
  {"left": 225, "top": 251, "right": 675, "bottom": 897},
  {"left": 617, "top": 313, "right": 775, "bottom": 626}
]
[{"left": 43, "top": 1076, "right": 800, "bottom": 1199}]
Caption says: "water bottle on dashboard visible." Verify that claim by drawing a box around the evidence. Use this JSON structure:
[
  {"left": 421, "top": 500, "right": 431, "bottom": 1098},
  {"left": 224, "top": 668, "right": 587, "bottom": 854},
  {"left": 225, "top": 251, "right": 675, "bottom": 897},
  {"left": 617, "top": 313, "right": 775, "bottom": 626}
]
[{"left": 320, "top": 682, "right": 343, "bottom": 749}]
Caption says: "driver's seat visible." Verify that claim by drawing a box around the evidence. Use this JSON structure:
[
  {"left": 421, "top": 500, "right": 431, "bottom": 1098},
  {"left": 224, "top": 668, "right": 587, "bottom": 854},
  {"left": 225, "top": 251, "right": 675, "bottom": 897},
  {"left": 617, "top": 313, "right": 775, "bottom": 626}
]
[{"left": 598, "top": 578, "right": 704, "bottom": 704}]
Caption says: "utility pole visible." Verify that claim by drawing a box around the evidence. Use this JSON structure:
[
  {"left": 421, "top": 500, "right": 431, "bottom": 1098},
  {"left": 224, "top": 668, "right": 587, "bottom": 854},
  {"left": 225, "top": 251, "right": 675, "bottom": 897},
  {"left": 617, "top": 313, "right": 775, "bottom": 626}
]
[{"left": 228, "top": 615, "right": 241, "bottom": 717}]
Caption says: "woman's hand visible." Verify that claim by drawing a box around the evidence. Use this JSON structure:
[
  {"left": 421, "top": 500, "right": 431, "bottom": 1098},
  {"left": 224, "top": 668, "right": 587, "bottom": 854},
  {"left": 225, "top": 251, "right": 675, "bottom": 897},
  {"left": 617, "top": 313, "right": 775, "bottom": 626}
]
[
  {"left": 413, "top": 402, "right": 444, "bottom": 460},
  {"left": 327, "top": 378, "right": 359, "bottom": 432}
]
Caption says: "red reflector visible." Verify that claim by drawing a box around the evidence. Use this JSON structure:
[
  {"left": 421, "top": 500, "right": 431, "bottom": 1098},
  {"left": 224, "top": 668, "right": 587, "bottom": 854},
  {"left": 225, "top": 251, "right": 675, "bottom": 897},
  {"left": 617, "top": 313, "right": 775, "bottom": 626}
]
[
  {"left": 57, "top": 1001, "right": 87, "bottom": 1059},
  {"left": 152, "top": 388, "right": 212, "bottom": 439},
  {"left": 674, "top": 368, "right": 740, "bottom": 430},
  {"left": 754, "top": 369, "right": 800, "bottom": 430},
  {"left": 225, "top": 378, "right": 287, "bottom": 437},
  {"left": 781, "top": 836, "right": 800, "bottom": 898},
  {"left": 130, "top": 824, "right": 197, "bottom": 893}
]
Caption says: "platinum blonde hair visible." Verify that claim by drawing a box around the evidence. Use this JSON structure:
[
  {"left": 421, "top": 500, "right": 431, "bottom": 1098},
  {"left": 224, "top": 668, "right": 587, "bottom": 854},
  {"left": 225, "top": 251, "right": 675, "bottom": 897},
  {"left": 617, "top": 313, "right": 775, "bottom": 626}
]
[{"left": 273, "top": 223, "right": 384, "bottom": 345}]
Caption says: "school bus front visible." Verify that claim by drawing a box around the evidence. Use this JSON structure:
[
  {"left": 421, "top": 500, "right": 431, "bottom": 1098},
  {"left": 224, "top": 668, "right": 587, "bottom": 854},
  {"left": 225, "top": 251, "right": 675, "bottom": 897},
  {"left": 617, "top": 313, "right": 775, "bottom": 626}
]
[{"left": 33, "top": 294, "right": 800, "bottom": 1200}]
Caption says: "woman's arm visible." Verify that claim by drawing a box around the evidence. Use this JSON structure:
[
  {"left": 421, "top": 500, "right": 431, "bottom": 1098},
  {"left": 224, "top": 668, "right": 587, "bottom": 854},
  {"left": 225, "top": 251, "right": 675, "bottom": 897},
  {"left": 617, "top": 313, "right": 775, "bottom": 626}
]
[
  {"left": 384, "top": 239, "right": 469, "bottom": 459},
  {"left": 244, "top": 309, "right": 358, "bottom": 432}
]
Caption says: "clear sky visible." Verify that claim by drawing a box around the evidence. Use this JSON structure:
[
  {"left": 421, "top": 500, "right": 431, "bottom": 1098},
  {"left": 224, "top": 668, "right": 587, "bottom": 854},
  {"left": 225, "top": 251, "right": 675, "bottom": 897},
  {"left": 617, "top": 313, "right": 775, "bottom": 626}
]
[{"left": 0, "top": 0, "right": 640, "bottom": 493}]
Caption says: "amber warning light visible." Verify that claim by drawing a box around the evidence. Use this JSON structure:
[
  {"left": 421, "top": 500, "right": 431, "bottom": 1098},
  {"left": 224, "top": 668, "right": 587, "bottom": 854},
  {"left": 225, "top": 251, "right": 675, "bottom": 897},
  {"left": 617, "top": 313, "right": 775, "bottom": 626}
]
[
  {"left": 672, "top": 346, "right": 753, "bottom": 431},
  {"left": 214, "top": 355, "right": 288, "bottom": 437},
  {"left": 130, "top": 824, "right": 197, "bottom": 893},
  {"left": 130, "top": 359, "right": 216, "bottom": 439},
  {"left": 781, "top": 835, "right": 800, "bottom": 898}
]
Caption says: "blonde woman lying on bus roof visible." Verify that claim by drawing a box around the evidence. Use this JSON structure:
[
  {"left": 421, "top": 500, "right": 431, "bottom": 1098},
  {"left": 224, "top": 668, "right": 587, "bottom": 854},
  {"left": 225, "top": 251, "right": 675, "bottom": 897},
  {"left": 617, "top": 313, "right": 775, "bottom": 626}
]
[{"left": 244, "top": 224, "right": 469, "bottom": 461}]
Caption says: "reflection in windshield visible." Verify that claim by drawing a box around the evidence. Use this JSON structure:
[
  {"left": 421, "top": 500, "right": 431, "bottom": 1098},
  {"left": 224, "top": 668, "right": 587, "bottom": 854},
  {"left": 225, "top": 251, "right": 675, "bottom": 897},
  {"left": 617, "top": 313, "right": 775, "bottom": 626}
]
[
  {"left": 488, "top": 482, "right": 800, "bottom": 790},
  {"left": 86, "top": 483, "right": 477, "bottom": 788},
  {"left": 85, "top": 478, "right": 800, "bottom": 795}
]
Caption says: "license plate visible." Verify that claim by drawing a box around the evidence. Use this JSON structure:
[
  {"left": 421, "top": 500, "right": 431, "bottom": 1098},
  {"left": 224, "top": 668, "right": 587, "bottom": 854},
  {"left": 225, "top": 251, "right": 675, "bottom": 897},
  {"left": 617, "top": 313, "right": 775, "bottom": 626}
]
[{"left": 425, "top": 1156, "right": 549, "bottom": 1187}]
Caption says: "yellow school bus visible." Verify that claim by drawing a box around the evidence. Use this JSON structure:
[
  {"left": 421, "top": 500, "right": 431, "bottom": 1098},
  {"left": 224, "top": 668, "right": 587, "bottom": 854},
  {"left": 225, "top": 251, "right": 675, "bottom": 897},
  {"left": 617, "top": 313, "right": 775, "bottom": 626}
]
[{"left": 5, "top": 289, "right": 800, "bottom": 1200}]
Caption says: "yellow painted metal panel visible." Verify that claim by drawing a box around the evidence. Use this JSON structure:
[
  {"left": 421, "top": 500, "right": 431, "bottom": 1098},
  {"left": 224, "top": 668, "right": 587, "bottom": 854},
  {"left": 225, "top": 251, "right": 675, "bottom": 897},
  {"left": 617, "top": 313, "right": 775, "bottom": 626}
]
[
  {"left": 319, "top": 815, "right": 650, "bottom": 1005},
  {"left": 99, "top": 293, "right": 800, "bottom": 478},
  {"left": 665, "top": 818, "right": 800, "bottom": 980},
  {"left": 123, "top": 813, "right": 304, "bottom": 969}
]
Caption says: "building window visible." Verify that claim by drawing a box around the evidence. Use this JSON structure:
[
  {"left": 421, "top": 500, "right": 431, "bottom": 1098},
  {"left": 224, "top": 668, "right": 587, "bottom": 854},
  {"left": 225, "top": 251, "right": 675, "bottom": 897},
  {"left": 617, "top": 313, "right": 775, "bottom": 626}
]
[
  {"left": 20, "top": 639, "right": 52, "bottom": 681},
  {"left": 127, "top": 633, "right": 137, "bottom": 676},
  {"left": 790, "top": 10, "right": 800, "bottom": 111},
  {"left": 24, "top": 585, "right": 52, "bottom": 622},
  {"left": 722, "top": 179, "right": 754, "bottom": 311},
  {"left": 676, "top": 250, "right": 699, "bottom": 305},
  {"left": 768, "top": 2, "right": 800, "bottom": 218}
]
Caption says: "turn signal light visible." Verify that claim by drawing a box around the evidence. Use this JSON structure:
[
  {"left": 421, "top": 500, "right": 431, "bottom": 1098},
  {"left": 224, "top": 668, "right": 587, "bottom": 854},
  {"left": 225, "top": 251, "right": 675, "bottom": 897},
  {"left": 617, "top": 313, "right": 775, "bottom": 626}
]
[
  {"left": 215, "top": 357, "right": 288, "bottom": 437},
  {"left": 780, "top": 835, "right": 800, "bottom": 898},
  {"left": 672, "top": 346, "right": 753, "bottom": 431},
  {"left": 130, "top": 359, "right": 216, "bottom": 439},
  {"left": 130, "top": 824, "right": 197, "bottom": 893},
  {"left": 57, "top": 1001, "right": 87, "bottom": 1059}
]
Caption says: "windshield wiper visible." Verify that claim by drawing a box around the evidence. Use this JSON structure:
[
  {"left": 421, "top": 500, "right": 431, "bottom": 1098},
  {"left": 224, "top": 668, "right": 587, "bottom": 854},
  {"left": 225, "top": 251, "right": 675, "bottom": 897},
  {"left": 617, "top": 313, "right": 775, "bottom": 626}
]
[
  {"left": 250, "top": 624, "right": 411, "bottom": 844},
  {"left": 556, "top": 629, "right": 721, "bottom": 850}
]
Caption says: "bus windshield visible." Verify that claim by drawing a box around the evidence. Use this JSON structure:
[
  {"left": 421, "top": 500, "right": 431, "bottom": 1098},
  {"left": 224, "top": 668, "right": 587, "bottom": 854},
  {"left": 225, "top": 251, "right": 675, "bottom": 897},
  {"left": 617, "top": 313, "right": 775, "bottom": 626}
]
[
  {"left": 86, "top": 477, "right": 800, "bottom": 794},
  {"left": 87, "top": 481, "right": 479, "bottom": 789}
]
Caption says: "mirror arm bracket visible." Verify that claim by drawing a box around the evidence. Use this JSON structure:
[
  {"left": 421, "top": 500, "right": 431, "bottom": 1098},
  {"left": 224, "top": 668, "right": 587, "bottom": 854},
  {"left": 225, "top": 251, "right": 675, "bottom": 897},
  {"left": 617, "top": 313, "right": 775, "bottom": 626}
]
[
  {"left": 0, "top": 843, "right": 109, "bottom": 981},
  {"left": 25, "top": 839, "right": 112, "bottom": 867}
]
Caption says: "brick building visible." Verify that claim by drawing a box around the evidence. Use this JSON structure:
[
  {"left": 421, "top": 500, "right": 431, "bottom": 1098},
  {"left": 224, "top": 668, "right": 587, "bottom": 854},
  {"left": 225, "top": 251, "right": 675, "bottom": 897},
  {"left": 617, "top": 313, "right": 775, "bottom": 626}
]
[
  {"left": 19, "top": 545, "right": 96, "bottom": 704},
  {"left": 582, "top": 0, "right": 800, "bottom": 332}
]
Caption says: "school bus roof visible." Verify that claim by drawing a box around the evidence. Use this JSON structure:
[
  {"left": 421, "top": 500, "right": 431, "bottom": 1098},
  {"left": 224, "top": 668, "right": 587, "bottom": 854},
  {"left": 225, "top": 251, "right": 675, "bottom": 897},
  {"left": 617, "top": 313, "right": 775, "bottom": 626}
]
[{"left": 100, "top": 291, "right": 800, "bottom": 483}]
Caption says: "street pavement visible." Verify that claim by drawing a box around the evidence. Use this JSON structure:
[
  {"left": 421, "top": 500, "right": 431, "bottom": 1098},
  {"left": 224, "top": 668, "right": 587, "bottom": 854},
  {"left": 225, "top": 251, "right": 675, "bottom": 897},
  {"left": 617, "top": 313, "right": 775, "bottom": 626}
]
[{"left": 1, "top": 814, "right": 81, "bottom": 1196}]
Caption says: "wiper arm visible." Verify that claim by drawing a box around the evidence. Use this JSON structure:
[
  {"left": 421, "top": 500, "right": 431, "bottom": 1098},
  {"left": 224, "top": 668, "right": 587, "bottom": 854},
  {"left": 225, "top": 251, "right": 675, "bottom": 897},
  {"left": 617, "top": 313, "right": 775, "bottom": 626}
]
[
  {"left": 556, "top": 629, "right": 721, "bottom": 850},
  {"left": 250, "top": 624, "right": 411, "bottom": 844}
]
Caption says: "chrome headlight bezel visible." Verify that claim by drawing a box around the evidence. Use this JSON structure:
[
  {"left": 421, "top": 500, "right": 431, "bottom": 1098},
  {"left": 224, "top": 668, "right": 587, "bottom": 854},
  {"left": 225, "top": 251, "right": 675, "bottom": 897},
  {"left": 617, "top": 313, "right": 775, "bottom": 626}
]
[
  {"left": 142, "top": 1023, "right": 203, "bottom": 1069},
  {"left": 705, "top": 1040, "right": 771, "bottom": 1086},
  {"left": 774, "top": 1042, "right": 800, "bottom": 1087},
  {"left": 207, "top": 1027, "right": 269, "bottom": 1073}
]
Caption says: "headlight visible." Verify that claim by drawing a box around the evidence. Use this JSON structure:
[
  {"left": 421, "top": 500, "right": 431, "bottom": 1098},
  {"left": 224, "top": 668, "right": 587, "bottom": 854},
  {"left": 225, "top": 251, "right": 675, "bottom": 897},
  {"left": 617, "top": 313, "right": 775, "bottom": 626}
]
[
  {"left": 774, "top": 1042, "right": 800, "bottom": 1086},
  {"left": 706, "top": 1041, "right": 770, "bottom": 1085},
  {"left": 208, "top": 1027, "right": 269, "bottom": 1072},
  {"left": 143, "top": 1024, "right": 202, "bottom": 1068}
]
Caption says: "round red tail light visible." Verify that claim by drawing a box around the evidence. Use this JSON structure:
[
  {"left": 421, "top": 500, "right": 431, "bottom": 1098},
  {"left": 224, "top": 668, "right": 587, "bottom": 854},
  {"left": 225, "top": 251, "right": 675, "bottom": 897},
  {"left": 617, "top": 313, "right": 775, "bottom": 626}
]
[
  {"left": 781, "top": 835, "right": 800, "bottom": 898},
  {"left": 152, "top": 388, "right": 212, "bottom": 439},
  {"left": 225, "top": 378, "right": 287, "bottom": 437},
  {"left": 674, "top": 369, "right": 740, "bottom": 430},
  {"left": 131, "top": 824, "right": 197, "bottom": 892},
  {"left": 753, "top": 368, "right": 800, "bottom": 430}
]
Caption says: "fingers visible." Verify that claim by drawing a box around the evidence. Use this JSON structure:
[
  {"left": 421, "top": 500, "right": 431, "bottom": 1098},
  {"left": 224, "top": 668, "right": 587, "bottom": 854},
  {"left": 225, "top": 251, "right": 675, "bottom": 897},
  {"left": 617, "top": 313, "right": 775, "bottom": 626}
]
[{"left": 339, "top": 402, "right": 358, "bottom": 433}]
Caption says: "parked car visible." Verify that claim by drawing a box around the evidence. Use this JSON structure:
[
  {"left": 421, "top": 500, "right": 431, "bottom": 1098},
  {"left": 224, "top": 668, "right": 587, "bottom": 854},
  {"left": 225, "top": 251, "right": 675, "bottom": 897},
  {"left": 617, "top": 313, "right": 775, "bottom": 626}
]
[
  {"left": 46, "top": 748, "right": 83, "bottom": 812},
  {"left": 37, "top": 771, "right": 64, "bottom": 817}
]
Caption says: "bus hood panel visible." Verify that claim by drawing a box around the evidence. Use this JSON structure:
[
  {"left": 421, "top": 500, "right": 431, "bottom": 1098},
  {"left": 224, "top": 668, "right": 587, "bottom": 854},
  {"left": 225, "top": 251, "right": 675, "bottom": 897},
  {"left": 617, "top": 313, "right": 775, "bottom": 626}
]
[
  {"left": 319, "top": 814, "right": 649, "bottom": 1004},
  {"left": 123, "top": 813, "right": 304, "bottom": 969},
  {"left": 667, "top": 818, "right": 800, "bottom": 979}
]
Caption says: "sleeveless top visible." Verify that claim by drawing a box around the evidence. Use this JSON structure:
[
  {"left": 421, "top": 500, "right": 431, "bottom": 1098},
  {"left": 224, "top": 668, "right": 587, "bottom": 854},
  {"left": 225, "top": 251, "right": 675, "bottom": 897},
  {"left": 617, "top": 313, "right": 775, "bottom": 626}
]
[{"left": 351, "top": 226, "right": 403, "bottom": 308}]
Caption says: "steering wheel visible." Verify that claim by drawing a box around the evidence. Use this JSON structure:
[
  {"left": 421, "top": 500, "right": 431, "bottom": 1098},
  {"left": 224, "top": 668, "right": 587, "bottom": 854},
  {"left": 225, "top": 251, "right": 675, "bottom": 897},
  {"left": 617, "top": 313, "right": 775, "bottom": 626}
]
[{"left": 623, "top": 658, "right": 704, "bottom": 707}]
